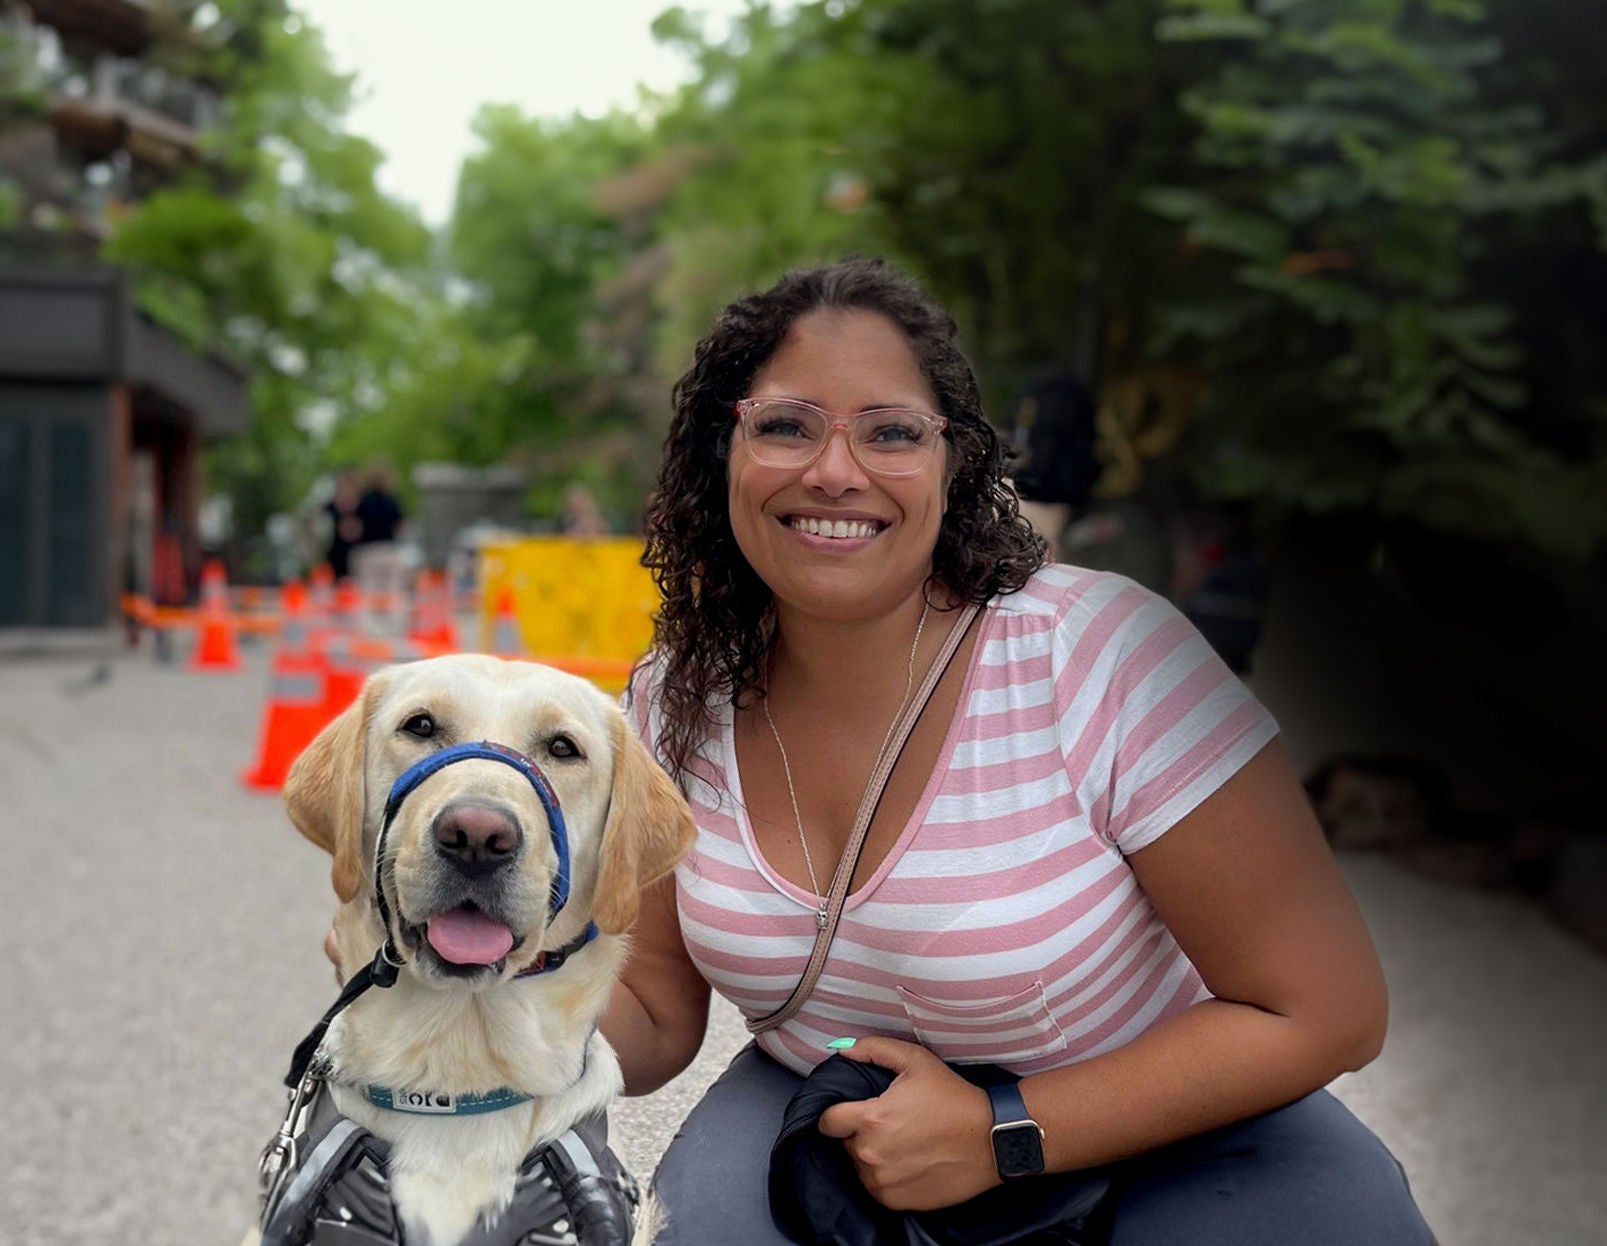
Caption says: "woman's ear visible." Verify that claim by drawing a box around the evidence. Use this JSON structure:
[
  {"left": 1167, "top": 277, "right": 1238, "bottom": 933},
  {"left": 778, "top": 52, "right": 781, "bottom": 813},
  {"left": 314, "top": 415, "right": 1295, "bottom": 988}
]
[
  {"left": 284, "top": 671, "right": 389, "bottom": 903},
  {"left": 592, "top": 713, "right": 697, "bottom": 935}
]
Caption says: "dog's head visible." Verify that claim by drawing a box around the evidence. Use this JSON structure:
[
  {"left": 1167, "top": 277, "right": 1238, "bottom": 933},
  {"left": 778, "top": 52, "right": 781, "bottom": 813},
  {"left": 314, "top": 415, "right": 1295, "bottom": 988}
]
[{"left": 284, "top": 654, "right": 693, "bottom": 985}]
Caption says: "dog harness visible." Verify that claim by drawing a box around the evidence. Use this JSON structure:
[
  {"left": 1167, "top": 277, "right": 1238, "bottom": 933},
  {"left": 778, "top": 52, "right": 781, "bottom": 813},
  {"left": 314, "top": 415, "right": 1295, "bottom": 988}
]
[
  {"left": 261, "top": 741, "right": 630, "bottom": 1244},
  {"left": 257, "top": 1062, "right": 638, "bottom": 1246}
]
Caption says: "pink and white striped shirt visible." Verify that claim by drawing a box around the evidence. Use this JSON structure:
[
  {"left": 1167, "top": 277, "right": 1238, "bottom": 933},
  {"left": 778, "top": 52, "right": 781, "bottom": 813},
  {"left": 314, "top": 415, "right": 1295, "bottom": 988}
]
[{"left": 629, "top": 566, "right": 1278, "bottom": 1076}]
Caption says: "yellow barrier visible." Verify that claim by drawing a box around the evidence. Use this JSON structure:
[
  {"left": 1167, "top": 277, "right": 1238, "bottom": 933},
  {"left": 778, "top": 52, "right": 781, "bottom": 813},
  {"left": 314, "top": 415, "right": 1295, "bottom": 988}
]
[{"left": 477, "top": 537, "right": 659, "bottom": 693}]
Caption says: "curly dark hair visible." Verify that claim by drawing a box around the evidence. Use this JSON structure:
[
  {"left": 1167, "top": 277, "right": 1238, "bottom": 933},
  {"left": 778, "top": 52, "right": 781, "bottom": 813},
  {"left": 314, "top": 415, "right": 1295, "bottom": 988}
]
[{"left": 640, "top": 257, "right": 1045, "bottom": 787}]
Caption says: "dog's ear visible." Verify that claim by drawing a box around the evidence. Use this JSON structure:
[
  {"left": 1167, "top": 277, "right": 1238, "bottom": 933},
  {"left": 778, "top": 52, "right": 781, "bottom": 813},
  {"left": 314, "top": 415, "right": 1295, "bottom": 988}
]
[
  {"left": 592, "top": 712, "right": 696, "bottom": 935},
  {"left": 284, "top": 671, "right": 388, "bottom": 903}
]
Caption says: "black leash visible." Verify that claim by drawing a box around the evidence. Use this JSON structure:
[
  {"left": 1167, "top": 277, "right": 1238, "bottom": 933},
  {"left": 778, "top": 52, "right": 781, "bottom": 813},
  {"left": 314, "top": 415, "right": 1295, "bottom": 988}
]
[{"left": 286, "top": 943, "right": 402, "bottom": 1088}]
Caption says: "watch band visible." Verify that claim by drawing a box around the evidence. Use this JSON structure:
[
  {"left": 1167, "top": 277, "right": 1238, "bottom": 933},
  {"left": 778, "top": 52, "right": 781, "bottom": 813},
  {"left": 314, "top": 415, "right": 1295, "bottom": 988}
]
[
  {"left": 986, "top": 1082, "right": 1046, "bottom": 1179},
  {"left": 987, "top": 1081, "right": 1033, "bottom": 1128}
]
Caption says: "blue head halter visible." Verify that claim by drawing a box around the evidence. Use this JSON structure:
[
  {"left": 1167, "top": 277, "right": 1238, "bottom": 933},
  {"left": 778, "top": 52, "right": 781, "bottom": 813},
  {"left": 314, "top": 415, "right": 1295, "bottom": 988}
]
[{"left": 381, "top": 740, "right": 573, "bottom": 917}]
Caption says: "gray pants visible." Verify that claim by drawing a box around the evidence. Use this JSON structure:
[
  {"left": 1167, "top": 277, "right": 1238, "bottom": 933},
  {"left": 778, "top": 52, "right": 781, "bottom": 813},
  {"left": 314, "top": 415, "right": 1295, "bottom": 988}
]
[{"left": 648, "top": 1046, "right": 1434, "bottom": 1245}]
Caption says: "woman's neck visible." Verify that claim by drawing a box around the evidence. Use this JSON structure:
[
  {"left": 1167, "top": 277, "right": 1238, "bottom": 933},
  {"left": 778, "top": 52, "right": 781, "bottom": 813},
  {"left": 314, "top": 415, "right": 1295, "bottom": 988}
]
[{"left": 767, "top": 589, "right": 952, "bottom": 709}]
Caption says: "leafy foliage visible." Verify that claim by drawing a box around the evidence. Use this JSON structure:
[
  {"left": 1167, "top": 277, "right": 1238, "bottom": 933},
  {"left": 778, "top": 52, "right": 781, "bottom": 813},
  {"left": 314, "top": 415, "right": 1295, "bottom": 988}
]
[
  {"left": 1146, "top": 0, "right": 1606, "bottom": 559},
  {"left": 102, "top": 0, "right": 433, "bottom": 531},
  {"left": 67, "top": 0, "right": 1605, "bottom": 574}
]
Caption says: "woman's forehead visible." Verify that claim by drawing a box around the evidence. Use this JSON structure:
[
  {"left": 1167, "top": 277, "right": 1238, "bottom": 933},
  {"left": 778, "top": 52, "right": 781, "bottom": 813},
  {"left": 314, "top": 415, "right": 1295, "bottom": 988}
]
[{"left": 753, "top": 308, "right": 933, "bottom": 404}]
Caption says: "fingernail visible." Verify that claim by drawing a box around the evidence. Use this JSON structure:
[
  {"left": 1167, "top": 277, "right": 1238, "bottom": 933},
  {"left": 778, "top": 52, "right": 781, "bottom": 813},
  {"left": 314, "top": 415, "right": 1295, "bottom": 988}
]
[{"left": 827, "top": 1037, "right": 856, "bottom": 1050}]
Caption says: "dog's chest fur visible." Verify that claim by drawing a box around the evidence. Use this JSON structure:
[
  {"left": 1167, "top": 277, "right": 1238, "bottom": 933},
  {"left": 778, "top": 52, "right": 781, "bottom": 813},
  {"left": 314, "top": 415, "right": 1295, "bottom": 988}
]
[{"left": 323, "top": 943, "right": 625, "bottom": 1246}]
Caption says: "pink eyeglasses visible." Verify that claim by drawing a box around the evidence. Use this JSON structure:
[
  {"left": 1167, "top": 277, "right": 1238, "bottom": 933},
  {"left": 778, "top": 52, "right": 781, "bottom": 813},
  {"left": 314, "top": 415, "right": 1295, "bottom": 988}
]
[{"left": 733, "top": 397, "right": 947, "bottom": 477}]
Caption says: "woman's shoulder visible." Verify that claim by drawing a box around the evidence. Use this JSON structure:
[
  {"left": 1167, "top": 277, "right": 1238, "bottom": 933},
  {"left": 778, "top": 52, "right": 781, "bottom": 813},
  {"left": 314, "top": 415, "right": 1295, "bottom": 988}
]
[{"left": 990, "top": 562, "right": 1165, "bottom": 627}]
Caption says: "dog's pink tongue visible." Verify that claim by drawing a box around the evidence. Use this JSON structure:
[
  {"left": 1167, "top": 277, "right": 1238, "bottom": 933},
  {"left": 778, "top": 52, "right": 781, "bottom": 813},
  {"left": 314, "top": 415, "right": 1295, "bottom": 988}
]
[{"left": 426, "top": 908, "right": 515, "bottom": 965}]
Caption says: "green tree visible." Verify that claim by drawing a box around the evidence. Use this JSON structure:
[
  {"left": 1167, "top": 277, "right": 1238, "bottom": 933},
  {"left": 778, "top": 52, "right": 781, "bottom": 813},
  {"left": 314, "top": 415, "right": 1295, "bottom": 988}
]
[
  {"left": 372, "top": 103, "right": 668, "bottom": 516},
  {"left": 1145, "top": 0, "right": 1607, "bottom": 562},
  {"left": 851, "top": 0, "right": 1198, "bottom": 394},
  {"left": 646, "top": 0, "right": 1205, "bottom": 421},
  {"left": 102, "top": 0, "right": 434, "bottom": 535},
  {"left": 645, "top": 2, "right": 893, "bottom": 367}
]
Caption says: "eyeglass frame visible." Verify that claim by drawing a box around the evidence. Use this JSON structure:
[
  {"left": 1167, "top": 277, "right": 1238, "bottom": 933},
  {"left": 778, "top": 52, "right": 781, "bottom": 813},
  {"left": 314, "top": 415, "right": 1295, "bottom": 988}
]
[{"left": 731, "top": 397, "right": 949, "bottom": 478}]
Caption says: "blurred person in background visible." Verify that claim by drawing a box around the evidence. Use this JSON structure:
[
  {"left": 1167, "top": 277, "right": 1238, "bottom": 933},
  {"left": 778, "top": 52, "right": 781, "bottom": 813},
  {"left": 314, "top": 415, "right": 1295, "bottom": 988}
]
[
  {"left": 1001, "top": 363, "right": 1101, "bottom": 563},
  {"left": 323, "top": 468, "right": 363, "bottom": 581},
  {"left": 605, "top": 258, "right": 1431, "bottom": 1245},
  {"left": 559, "top": 480, "right": 612, "bottom": 537},
  {"left": 350, "top": 461, "right": 407, "bottom": 631},
  {"left": 1172, "top": 503, "right": 1270, "bottom": 677}
]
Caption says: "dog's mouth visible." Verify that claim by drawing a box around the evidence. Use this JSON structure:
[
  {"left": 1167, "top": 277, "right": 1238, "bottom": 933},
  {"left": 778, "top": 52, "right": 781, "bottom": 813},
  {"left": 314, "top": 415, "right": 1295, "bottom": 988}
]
[{"left": 402, "top": 903, "right": 525, "bottom": 976}]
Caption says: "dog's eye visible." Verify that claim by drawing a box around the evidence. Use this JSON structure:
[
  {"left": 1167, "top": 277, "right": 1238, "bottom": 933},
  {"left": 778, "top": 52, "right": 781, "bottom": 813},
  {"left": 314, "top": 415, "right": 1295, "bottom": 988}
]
[
  {"left": 401, "top": 713, "right": 436, "bottom": 739},
  {"left": 547, "top": 734, "right": 583, "bottom": 761}
]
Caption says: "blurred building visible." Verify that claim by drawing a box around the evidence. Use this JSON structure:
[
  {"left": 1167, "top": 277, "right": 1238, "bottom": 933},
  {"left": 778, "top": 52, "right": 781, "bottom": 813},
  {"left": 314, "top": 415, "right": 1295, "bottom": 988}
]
[{"left": 0, "top": 0, "right": 248, "bottom": 628}]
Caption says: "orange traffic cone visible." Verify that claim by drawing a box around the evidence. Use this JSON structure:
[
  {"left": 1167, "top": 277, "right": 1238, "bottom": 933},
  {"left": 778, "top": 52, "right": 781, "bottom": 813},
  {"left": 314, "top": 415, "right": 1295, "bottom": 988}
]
[
  {"left": 308, "top": 563, "right": 335, "bottom": 637},
  {"left": 333, "top": 578, "right": 363, "bottom": 636},
  {"left": 318, "top": 635, "right": 367, "bottom": 722},
  {"left": 316, "top": 633, "right": 427, "bottom": 724},
  {"left": 410, "top": 570, "right": 460, "bottom": 655},
  {"left": 190, "top": 559, "right": 243, "bottom": 672},
  {"left": 490, "top": 586, "right": 526, "bottom": 658},
  {"left": 242, "top": 580, "right": 328, "bottom": 790}
]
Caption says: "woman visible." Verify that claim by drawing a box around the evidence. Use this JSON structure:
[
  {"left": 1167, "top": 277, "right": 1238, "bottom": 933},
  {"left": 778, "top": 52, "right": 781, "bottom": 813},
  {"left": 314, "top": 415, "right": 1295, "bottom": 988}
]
[{"left": 607, "top": 258, "right": 1431, "bottom": 1244}]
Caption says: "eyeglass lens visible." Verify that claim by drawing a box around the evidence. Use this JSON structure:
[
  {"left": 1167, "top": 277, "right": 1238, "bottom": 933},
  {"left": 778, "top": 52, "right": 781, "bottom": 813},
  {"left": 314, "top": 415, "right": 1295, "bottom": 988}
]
[{"left": 742, "top": 400, "right": 938, "bottom": 473}]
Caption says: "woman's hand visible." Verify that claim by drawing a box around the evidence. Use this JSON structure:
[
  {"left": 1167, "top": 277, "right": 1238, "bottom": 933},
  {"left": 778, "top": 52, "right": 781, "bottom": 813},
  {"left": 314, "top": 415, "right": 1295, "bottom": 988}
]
[
  {"left": 816, "top": 1036, "right": 998, "bottom": 1211},
  {"left": 324, "top": 926, "right": 344, "bottom": 985}
]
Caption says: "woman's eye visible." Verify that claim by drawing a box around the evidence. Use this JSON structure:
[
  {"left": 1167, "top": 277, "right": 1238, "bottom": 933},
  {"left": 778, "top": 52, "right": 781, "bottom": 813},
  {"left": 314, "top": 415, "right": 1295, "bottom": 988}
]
[
  {"left": 755, "top": 417, "right": 810, "bottom": 439},
  {"left": 548, "top": 734, "right": 583, "bottom": 760},
  {"left": 864, "top": 413, "right": 927, "bottom": 444},
  {"left": 401, "top": 713, "right": 435, "bottom": 739}
]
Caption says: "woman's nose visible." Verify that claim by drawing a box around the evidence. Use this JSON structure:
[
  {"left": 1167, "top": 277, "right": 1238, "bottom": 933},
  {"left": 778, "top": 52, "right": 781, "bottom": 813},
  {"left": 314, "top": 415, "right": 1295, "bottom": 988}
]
[{"left": 801, "top": 426, "right": 869, "bottom": 492}]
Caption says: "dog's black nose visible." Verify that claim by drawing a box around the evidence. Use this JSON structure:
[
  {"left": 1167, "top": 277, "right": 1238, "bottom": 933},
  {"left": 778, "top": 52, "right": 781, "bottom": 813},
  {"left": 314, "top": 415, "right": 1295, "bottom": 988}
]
[{"left": 432, "top": 801, "right": 523, "bottom": 874}]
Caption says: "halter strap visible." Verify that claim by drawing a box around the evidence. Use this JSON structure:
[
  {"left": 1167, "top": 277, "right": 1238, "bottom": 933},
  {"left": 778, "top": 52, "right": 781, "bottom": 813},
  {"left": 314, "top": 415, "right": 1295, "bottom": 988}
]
[{"left": 381, "top": 741, "right": 572, "bottom": 916}]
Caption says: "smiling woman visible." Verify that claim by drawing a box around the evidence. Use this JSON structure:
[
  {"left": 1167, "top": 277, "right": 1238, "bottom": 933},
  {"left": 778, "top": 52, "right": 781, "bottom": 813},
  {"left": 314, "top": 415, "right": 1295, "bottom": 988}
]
[{"left": 603, "top": 257, "right": 1435, "bottom": 1245}]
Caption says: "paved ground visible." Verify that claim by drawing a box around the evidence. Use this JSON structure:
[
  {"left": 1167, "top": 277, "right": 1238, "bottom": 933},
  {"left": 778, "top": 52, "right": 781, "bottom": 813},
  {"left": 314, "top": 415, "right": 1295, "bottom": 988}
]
[{"left": 1, "top": 641, "right": 1603, "bottom": 1244}]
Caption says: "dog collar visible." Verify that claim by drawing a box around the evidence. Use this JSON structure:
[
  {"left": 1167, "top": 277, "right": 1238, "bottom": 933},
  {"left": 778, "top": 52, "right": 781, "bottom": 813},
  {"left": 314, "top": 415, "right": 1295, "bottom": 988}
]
[
  {"left": 356, "top": 1020, "right": 597, "bottom": 1117},
  {"left": 513, "top": 918, "right": 601, "bottom": 978},
  {"left": 284, "top": 920, "right": 604, "bottom": 1093},
  {"left": 363, "top": 1084, "right": 534, "bottom": 1116}
]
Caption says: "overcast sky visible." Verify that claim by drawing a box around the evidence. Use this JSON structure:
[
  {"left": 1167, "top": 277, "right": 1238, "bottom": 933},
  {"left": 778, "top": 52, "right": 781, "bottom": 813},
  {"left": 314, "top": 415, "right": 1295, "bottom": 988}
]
[{"left": 294, "top": 0, "right": 755, "bottom": 225}]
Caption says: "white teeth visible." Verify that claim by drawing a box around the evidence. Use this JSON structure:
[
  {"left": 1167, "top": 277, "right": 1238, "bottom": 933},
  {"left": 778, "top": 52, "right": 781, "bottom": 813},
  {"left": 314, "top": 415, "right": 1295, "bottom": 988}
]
[{"left": 791, "top": 517, "right": 878, "bottom": 539}]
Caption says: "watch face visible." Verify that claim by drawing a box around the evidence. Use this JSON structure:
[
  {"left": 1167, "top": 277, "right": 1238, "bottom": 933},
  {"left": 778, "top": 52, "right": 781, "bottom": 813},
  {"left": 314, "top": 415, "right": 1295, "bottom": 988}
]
[{"left": 991, "top": 1122, "right": 1046, "bottom": 1178}]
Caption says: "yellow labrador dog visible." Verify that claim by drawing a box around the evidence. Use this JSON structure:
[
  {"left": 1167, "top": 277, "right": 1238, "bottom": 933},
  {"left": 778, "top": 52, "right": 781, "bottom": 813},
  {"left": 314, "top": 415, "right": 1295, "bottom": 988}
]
[{"left": 252, "top": 655, "right": 693, "bottom": 1246}]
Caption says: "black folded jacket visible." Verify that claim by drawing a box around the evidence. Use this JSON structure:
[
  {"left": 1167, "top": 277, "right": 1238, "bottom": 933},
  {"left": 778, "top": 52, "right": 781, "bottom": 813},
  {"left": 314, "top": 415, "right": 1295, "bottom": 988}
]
[{"left": 768, "top": 1055, "right": 1115, "bottom": 1246}]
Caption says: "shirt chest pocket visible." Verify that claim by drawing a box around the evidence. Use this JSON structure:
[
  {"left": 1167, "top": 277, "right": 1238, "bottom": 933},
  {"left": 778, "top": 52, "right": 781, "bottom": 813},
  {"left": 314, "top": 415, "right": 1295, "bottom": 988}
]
[{"left": 896, "top": 978, "right": 1067, "bottom": 1066}]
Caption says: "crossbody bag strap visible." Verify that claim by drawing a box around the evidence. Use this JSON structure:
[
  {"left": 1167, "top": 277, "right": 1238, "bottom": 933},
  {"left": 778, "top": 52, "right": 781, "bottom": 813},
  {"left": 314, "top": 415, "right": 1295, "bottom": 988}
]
[{"left": 747, "top": 602, "right": 982, "bottom": 1036}]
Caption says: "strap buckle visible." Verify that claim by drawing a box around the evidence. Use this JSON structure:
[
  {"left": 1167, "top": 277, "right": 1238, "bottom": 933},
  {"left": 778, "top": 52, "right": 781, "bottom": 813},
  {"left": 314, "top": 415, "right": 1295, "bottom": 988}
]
[{"left": 258, "top": 1054, "right": 328, "bottom": 1217}]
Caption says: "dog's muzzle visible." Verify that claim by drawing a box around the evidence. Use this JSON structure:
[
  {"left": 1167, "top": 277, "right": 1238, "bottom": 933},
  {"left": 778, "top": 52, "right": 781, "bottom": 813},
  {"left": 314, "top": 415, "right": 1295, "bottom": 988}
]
[{"left": 379, "top": 740, "right": 574, "bottom": 922}]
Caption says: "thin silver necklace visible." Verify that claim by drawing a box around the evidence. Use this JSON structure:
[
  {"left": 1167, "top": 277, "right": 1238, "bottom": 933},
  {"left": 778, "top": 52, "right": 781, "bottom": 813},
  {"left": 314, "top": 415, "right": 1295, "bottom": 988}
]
[{"left": 761, "top": 600, "right": 930, "bottom": 930}]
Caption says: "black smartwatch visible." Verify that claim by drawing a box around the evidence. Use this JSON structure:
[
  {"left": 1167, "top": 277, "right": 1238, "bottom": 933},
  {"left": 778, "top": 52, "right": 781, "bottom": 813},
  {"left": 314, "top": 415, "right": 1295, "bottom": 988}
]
[{"left": 985, "top": 1082, "right": 1046, "bottom": 1179}]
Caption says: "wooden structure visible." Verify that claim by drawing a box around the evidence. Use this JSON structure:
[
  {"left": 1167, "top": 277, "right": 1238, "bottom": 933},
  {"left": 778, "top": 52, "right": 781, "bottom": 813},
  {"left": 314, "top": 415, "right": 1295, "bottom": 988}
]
[{"left": 0, "top": 265, "right": 247, "bottom": 626}]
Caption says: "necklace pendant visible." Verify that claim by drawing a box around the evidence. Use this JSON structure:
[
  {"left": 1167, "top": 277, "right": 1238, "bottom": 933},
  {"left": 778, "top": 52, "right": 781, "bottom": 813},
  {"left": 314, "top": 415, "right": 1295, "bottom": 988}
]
[{"left": 815, "top": 906, "right": 829, "bottom": 931}]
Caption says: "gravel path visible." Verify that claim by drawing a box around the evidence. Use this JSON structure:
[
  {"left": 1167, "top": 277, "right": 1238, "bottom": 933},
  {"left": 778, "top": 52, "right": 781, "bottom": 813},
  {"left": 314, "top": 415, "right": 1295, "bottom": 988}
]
[{"left": 1, "top": 644, "right": 1601, "bottom": 1244}]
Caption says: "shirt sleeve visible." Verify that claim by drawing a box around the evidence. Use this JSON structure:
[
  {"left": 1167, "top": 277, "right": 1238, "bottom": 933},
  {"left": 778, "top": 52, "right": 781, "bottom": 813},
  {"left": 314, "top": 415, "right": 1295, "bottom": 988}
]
[{"left": 1052, "top": 575, "right": 1278, "bottom": 855}]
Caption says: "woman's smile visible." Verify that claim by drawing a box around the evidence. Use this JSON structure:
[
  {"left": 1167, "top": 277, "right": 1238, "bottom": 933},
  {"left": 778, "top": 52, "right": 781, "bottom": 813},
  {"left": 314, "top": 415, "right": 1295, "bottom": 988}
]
[{"left": 779, "top": 510, "right": 889, "bottom": 544}]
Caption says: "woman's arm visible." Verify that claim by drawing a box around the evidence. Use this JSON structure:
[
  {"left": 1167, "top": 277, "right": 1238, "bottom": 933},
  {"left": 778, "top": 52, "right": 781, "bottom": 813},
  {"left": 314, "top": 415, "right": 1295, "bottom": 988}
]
[
  {"left": 821, "top": 737, "right": 1388, "bottom": 1208},
  {"left": 1020, "top": 734, "right": 1386, "bottom": 1164},
  {"left": 601, "top": 872, "right": 713, "bottom": 1096}
]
